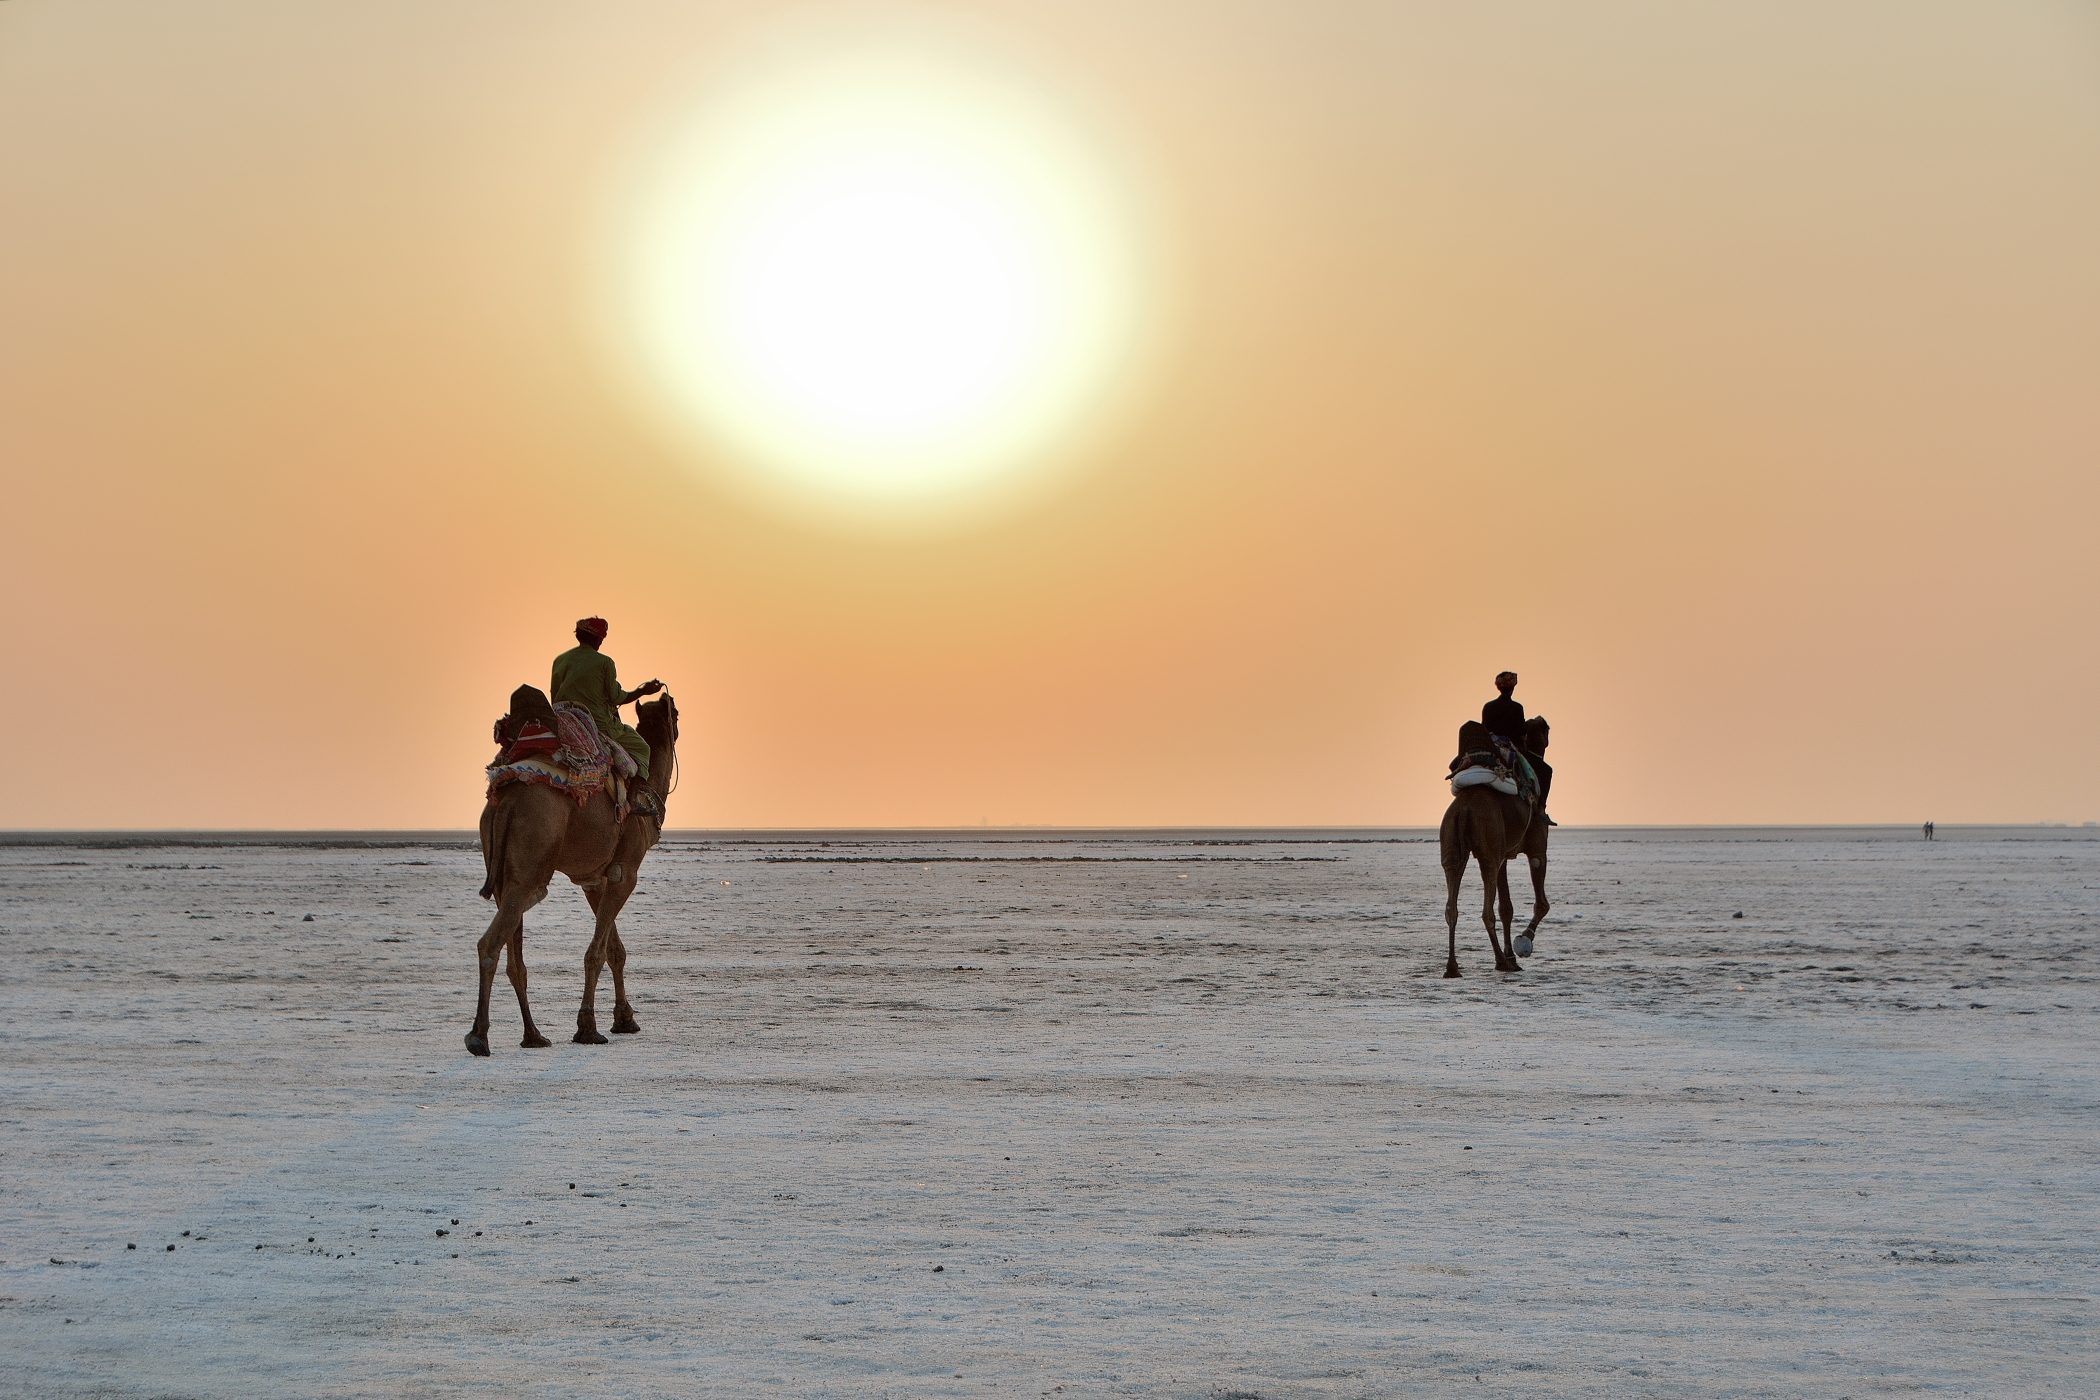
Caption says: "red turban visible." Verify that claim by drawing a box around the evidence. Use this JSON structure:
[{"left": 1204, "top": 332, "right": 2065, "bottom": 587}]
[{"left": 577, "top": 616, "right": 609, "bottom": 641}]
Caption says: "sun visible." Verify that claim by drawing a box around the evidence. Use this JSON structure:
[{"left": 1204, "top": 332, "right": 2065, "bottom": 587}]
[{"left": 617, "top": 33, "right": 1144, "bottom": 512}]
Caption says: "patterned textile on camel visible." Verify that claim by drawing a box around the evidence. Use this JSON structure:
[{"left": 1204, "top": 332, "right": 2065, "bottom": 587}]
[{"left": 487, "top": 698, "right": 639, "bottom": 817}]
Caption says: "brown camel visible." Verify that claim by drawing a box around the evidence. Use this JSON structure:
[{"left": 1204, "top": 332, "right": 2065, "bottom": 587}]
[
  {"left": 466, "top": 694, "right": 680, "bottom": 1057},
  {"left": 1439, "top": 782, "right": 1549, "bottom": 977}
]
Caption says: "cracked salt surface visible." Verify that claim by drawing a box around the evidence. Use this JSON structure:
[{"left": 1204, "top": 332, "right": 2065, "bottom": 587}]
[{"left": 1, "top": 826, "right": 2095, "bottom": 1398}]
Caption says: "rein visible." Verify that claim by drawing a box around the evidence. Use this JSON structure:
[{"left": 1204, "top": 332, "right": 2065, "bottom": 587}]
[{"left": 645, "top": 690, "right": 680, "bottom": 803}]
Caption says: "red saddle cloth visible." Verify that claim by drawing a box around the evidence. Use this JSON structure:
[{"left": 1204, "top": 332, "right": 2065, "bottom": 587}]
[
  {"left": 496, "top": 720, "right": 560, "bottom": 764},
  {"left": 486, "top": 701, "right": 633, "bottom": 819}
]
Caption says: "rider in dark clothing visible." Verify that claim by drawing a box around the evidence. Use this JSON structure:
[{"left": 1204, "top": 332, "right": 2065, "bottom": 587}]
[
  {"left": 1482, "top": 672, "right": 1555, "bottom": 824},
  {"left": 1483, "top": 672, "right": 1526, "bottom": 742}
]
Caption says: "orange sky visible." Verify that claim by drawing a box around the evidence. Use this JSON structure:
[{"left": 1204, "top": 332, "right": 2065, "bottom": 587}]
[{"left": 4, "top": 0, "right": 2097, "bottom": 829}]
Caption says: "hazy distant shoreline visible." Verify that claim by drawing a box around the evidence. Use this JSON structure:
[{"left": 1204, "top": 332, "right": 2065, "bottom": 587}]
[{"left": 2, "top": 824, "right": 2094, "bottom": 850}]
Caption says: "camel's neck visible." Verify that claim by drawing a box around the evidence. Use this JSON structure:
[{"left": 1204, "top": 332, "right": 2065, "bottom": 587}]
[{"left": 642, "top": 733, "right": 675, "bottom": 813}]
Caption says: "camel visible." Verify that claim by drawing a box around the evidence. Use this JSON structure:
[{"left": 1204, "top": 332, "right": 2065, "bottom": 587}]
[
  {"left": 1439, "top": 781, "right": 1549, "bottom": 978},
  {"left": 466, "top": 694, "right": 680, "bottom": 1057}
]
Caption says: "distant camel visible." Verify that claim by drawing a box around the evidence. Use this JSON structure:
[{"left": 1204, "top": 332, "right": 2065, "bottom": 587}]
[
  {"left": 466, "top": 694, "right": 680, "bottom": 1056},
  {"left": 1439, "top": 781, "right": 1549, "bottom": 977}
]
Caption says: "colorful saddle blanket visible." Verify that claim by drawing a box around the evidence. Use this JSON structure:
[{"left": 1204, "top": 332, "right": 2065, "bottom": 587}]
[{"left": 487, "top": 701, "right": 639, "bottom": 817}]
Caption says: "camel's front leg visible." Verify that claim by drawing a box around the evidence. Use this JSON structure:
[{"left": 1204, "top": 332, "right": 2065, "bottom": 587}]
[
  {"left": 575, "top": 867, "right": 632, "bottom": 1044},
  {"left": 607, "top": 925, "right": 639, "bottom": 1034},
  {"left": 1514, "top": 852, "right": 1550, "bottom": 957}
]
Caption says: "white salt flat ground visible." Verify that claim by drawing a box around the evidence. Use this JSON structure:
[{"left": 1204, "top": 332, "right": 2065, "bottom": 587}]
[{"left": 2, "top": 827, "right": 2095, "bottom": 1399}]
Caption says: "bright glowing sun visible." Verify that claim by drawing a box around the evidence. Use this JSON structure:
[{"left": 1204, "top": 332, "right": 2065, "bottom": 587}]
[{"left": 620, "top": 35, "right": 1142, "bottom": 509}]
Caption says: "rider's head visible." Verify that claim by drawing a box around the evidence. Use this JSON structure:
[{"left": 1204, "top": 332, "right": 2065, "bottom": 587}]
[
  {"left": 576, "top": 616, "right": 609, "bottom": 650},
  {"left": 1525, "top": 715, "right": 1550, "bottom": 752},
  {"left": 1495, "top": 671, "right": 1518, "bottom": 695}
]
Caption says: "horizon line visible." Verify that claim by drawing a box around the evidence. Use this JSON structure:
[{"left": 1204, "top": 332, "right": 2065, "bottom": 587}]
[{"left": 5, "top": 821, "right": 2095, "bottom": 840}]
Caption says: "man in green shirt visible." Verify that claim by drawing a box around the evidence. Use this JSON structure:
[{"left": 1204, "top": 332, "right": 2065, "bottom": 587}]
[{"left": 551, "top": 616, "right": 662, "bottom": 778}]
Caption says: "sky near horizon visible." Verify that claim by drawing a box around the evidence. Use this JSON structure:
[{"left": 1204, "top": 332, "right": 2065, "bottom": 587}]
[{"left": 4, "top": 0, "right": 2098, "bottom": 829}]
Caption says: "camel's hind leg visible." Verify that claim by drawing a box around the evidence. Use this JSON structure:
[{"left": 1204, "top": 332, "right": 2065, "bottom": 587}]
[
  {"left": 468, "top": 883, "right": 546, "bottom": 1056},
  {"left": 1496, "top": 864, "right": 1518, "bottom": 969},
  {"left": 1443, "top": 858, "right": 1465, "bottom": 978},
  {"left": 506, "top": 929, "right": 553, "bottom": 1049},
  {"left": 1440, "top": 803, "right": 1470, "bottom": 978},
  {"left": 1478, "top": 853, "right": 1515, "bottom": 972}
]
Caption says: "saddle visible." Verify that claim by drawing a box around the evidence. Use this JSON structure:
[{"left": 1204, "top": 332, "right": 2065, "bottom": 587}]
[
  {"left": 1447, "top": 720, "right": 1537, "bottom": 802},
  {"left": 486, "top": 686, "right": 647, "bottom": 822}
]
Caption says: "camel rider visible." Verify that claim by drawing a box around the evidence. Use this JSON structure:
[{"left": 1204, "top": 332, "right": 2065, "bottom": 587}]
[
  {"left": 1483, "top": 671, "right": 1526, "bottom": 745},
  {"left": 1484, "top": 671, "right": 1556, "bottom": 826},
  {"left": 551, "top": 617, "right": 661, "bottom": 779}
]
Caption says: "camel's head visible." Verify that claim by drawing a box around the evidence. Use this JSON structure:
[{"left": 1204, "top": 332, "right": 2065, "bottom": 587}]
[{"left": 637, "top": 692, "right": 679, "bottom": 749}]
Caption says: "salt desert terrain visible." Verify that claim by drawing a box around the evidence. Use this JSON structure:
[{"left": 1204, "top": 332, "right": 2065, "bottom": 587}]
[{"left": 3, "top": 827, "right": 2095, "bottom": 1398}]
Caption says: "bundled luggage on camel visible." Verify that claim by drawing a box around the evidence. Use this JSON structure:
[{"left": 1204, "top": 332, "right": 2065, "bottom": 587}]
[
  {"left": 487, "top": 684, "right": 658, "bottom": 824},
  {"left": 1447, "top": 719, "right": 1538, "bottom": 803}
]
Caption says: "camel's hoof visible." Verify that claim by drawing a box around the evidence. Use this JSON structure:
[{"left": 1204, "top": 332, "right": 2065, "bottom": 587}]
[
  {"left": 1514, "top": 936, "right": 1535, "bottom": 957},
  {"left": 465, "top": 1032, "right": 491, "bottom": 1057},
  {"left": 1443, "top": 963, "right": 1463, "bottom": 979},
  {"left": 521, "top": 1032, "right": 553, "bottom": 1049},
  {"left": 573, "top": 1028, "right": 609, "bottom": 1045},
  {"left": 610, "top": 1002, "right": 639, "bottom": 1034}
]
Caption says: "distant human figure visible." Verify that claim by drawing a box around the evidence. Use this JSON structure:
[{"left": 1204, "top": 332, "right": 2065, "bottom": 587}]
[
  {"left": 1924, "top": 821, "right": 1935, "bottom": 841},
  {"left": 1480, "top": 672, "right": 1556, "bottom": 827}
]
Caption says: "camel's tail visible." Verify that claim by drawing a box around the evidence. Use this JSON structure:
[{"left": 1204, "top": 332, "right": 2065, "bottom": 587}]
[
  {"left": 478, "top": 798, "right": 507, "bottom": 901},
  {"left": 1442, "top": 798, "right": 1475, "bottom": 880}
]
